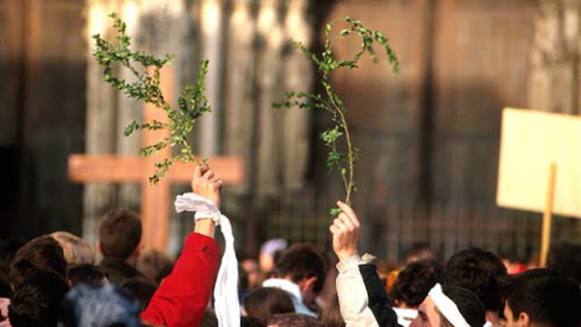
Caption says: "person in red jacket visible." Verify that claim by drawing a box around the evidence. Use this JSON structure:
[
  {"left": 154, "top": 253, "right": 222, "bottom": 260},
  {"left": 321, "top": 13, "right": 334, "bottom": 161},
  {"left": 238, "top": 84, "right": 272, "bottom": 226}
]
[{"left": 141, "top": 164, "right": 224, "bottom": 327}]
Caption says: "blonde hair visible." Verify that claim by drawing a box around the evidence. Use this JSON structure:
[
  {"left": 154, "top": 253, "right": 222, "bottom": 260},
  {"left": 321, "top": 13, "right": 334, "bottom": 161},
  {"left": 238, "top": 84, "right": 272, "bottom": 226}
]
[{"left": 50, "top": 231, "right": 95, "bottom": 265}]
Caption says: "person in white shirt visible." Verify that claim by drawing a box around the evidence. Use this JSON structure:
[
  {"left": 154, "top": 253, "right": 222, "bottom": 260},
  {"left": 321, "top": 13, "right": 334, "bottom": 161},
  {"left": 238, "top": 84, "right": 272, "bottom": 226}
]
[{"left": 262, "top": 244, "right": 326, "bottom": 318}]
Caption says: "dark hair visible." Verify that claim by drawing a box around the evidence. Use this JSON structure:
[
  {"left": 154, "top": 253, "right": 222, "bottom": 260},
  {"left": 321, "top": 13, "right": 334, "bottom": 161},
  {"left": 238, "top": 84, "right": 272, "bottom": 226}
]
[
  {"left": 68, "top": 264, "right": 107, "bottom": 288},
  {"left": 275, "top": 244, "right": 326, "bottom": 293},
  {"left": 391, "top": 259, "right": 444, "bottom": 308},
  {"left": 201, "top": 308, "right": 218, "bottom": 327},
  {"left": 547, "top": 242, "right": 581, "bottom": 283},
  {"left": 322, "top": 295, "right": 345, "bottom": 327},
  {"left": 241, "top": 316, "right": 266, "bottom": 327},
  {"left": 267, "top": 313, "right": 323, "bottom": 327},
  {"left": 120, "top": 278, "right": 157, "bottom": 311},
  {"left": 9, "top": 236, "right": 67, "bottom": 289},
  {"left": 243, "top": 287, "right": 294, "bottom": 324},
  {"left": 444, "top": 248, "right": 507, "bottom": 312},
  {"left": 504, "top": 269, "right": 581, "bottom": 327},
  {"left": 440, "top": 284, "right": 486, "bottom": 327},
  {"left": 137, "top": 249, "right": 173, "bottom": 284},
  {"left": 8, "top": 271, "right": 69, "bottom": 327},
  {"left": 99, "top": 209, "right": 142, "bottom": 259}
]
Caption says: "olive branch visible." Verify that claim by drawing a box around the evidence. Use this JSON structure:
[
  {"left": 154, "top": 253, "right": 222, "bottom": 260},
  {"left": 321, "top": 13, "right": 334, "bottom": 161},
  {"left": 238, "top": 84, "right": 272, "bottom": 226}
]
[
  {"left": 274, "top": 17, "right": 399, "bottom": 216},
  {"left": 93, "top": 13, "right": 208, "bottom": 184}
]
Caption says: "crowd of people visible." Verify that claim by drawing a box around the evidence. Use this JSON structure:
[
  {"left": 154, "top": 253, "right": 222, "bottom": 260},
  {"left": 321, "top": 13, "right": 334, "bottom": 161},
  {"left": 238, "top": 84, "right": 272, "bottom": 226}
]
[{"left": 0, "top": 164, "right": 579, "bottom": 327}]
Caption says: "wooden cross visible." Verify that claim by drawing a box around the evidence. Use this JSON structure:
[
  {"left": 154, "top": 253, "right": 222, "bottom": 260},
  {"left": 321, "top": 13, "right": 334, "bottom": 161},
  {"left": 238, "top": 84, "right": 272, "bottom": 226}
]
[{"left": 69, "top": 67, "right": 243, "bottom": 251}]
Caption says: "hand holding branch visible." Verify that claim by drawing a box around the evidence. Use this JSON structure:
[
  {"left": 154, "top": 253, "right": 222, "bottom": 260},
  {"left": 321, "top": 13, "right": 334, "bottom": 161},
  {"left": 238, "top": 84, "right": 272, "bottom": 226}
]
[
  {"left": 329, "top": 201, "right": 361, "bottom": 261},
  {"left": 191, "top": 164, "right": 223, "bottom": 238}
]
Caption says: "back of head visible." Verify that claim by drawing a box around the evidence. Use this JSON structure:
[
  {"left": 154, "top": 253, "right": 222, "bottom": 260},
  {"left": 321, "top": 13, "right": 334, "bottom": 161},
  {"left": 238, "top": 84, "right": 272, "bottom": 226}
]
[
  {"left": 275, "top": 244, "right": 326, "bottom": 293},
  {"left": 67, "top": 264, "right": 107, "bottom": 288},
  {"left": 439, "top": 284, "right": 486, "bottom": 327},
  {"left": 9, "top": 235, "right": 67, "bottom": 289},
  {"left": 62, "top": 283, "right": 141, "bottom": 327},
  {"left": 8, "top": 271, "right": 69, "bottom": 327},
  {"left": 444, "top": 248, "right": 507, "bottom": 313},
  {"left": 136, "top": 249, "right": 173, "bottom": 284},
  {"left": 244, "top": 287, "right": 295, "bottom": 324},
  {"left": 50, "top": 231, "right": 95, "bottom": 265},
  {"left": 99, "top": 209, "right": 142, "bottom": 259},
  {"left": 548, "top": 242, "right": 581, "bottom": 283},
  {"left": 504, "top": 268, "right": 581, "bottom": 327},
  {"left": 267, "top": 313, "right": 323, "bottom": 327},
  {"left": 391, "top": 259, "right": 444, "bottom": 308}
]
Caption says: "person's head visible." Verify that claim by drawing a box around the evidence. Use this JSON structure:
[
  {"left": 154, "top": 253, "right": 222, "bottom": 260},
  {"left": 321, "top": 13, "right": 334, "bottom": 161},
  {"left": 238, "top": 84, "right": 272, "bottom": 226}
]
[
  {"left": 243, "top": 287, "right": 295, "bottom": 324},
  {"left": 260, "top": 239, "right": 288, "bottom": 274},
  {"left": 9, "top": 235, "right": 67, "bottom": 289},
  {"left": 241, "top": 257, "right": 260, "bottom": 289},
  {"left": 267, "top": 313, "right": 323, "bottom": 327},
  {"left": 120, "top": 278, "right": 157, "bottom": 312},
  {"left": 98, "top": 209, "right": 142, "bottom": 261},
  {"left": 321, "top": 295, "right": 345, "bottom": 327},
  {"left": 444, "top": 248, "right": 507, "bottom": 317},
  {"left": 503, "top": 269, "right": 581, "bottom": 327},
  {"left": 411, "top": 284, "right": 485, "bottom": 327},
  {"left": 61, "top": 283, "right": 141, "bottom": 327},
  {"left": 391, "top": 259, "right": 444, "bottom": 309},
  {"left": 405, "top": 243, "right": 438, "bottom": 265},
  {"left": 547, "top": 242, "right": 581, "bottom": 283},
  {"left": 67, "top": 264, "right": 107, "bottom": 288},
  {"left": 274, "top": 244, "right": 327, "bottom": 304},
  {"left": 50, "top": 231, "right": 95, "bottom": 265},
  {"left": 136, "top": 249, "right": 173, "bottom": 284},
  {"left": 8, "top": 271, "right": 69, "bottom": 327}
]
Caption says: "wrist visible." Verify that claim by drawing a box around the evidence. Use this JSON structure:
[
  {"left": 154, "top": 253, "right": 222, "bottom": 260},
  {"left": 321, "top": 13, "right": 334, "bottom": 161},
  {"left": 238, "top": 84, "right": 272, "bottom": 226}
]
[
  {"left": 194, "top": 219, "right": 216, "bottom": 238},
  {"left": 336, "top": 250, "right": 358, "bottom": 262}
]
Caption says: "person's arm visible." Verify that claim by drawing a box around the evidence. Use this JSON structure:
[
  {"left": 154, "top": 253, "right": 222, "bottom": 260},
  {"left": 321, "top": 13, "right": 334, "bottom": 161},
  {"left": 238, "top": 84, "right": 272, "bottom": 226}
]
[
  {"left": 141, "top": 165, "right": 223, "bottom": 327},
  {"left": 331, "top": 201, "right": 400, "bottom": 327}
]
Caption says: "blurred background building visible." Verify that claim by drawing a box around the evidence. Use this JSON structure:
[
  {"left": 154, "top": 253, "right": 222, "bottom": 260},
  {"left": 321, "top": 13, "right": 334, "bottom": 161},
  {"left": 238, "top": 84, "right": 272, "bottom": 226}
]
[{"left": 1, "top": 0, "right": 580, "bottom": 262}]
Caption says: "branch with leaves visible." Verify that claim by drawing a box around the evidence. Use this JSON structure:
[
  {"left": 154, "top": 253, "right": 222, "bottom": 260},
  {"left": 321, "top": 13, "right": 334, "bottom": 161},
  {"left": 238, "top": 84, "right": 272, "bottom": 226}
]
[
  {"left": 93, "top": 13, "right": 209, "bottom": 184},
  {"left": 274, "top": 16, "right": 399, "bottom": 216}
]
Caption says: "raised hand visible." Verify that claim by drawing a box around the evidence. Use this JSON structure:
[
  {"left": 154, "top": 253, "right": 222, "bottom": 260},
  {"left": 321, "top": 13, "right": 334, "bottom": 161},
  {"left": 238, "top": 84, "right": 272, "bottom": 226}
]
[
  {"left": 329, "top": 201, "right": 361, "bottom": 261},
  {"left": 191, "top": 164, "right": 224, "bottom": 209}
]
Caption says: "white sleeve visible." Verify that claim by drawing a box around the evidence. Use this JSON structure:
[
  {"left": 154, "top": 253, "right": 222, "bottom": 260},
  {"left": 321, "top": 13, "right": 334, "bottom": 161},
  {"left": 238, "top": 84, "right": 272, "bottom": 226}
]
[{"left": 336, "top": 255, "right": 380, "bottom": 327}]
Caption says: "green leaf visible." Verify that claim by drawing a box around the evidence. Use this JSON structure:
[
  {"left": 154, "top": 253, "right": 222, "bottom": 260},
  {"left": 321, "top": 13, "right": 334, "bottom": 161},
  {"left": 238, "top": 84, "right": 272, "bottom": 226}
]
[{"left": 329, "top": 207, "right": 342, "bottom": 218}]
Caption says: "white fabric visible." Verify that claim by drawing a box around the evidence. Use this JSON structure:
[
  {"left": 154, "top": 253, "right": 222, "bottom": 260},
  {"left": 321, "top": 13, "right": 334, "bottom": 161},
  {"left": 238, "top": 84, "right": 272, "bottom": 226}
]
[
  {"left": 428, "top": 283, "right": 492, "bottom": 327},
  {"left": 335, "top": 256, "right": 380, "bottom": 327},
  {"left": 262, "top": 278, "right": 318, "bottom": 318},
  {"left": 175, "top": 193, "right": 240, "bottom": 327},
  {"left": 393, "top": 308, "right": 418, "bottom": 327}
]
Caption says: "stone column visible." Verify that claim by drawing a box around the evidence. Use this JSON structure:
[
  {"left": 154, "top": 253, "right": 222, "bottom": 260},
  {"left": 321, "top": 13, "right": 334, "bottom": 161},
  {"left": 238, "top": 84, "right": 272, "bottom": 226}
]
[
  {"left": 529, "top": 0, "right": 580, "bottom": 115},
  {"left": 282, "top": 0, "right": 313, "bottom": 191},
  {"left": 83, "top": 0, "right": 120, "bottom": 245}
]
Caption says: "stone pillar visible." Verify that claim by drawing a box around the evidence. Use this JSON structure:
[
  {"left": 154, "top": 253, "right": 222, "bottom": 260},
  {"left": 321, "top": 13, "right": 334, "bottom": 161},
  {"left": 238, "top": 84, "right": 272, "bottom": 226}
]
[
  {"left": 282, "top": 0, "right": 313, "bottom": 191},
  {"left": 199, "top": 0, "right": 223, "bottom": 155},
  {"left": 83, "top": 0, "right": 120, "bottom": 245},
  {"left": 224, "top": 0, "right": 256, "bottom": 194},
  {"left": 529, "top": 0, "right": 580, "bottom": 115},
  {"left": 256, "top": 0, "right": 285, "bottom": 197}
]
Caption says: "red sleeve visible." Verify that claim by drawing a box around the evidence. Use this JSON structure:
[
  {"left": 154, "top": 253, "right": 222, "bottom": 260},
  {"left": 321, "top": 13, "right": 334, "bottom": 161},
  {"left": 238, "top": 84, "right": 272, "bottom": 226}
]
[{"left": 141, "top": 233, "right": 220, "bottom": 327}]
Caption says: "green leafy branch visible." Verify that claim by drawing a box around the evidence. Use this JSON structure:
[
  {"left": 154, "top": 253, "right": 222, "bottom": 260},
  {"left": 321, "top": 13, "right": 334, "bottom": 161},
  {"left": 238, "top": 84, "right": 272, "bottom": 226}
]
[
  {"left": 274, "top": 16, "right": 399, "bottom": 216},
  {"left": 93, "top": 13, "right": 209, "bottom": 184}
]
